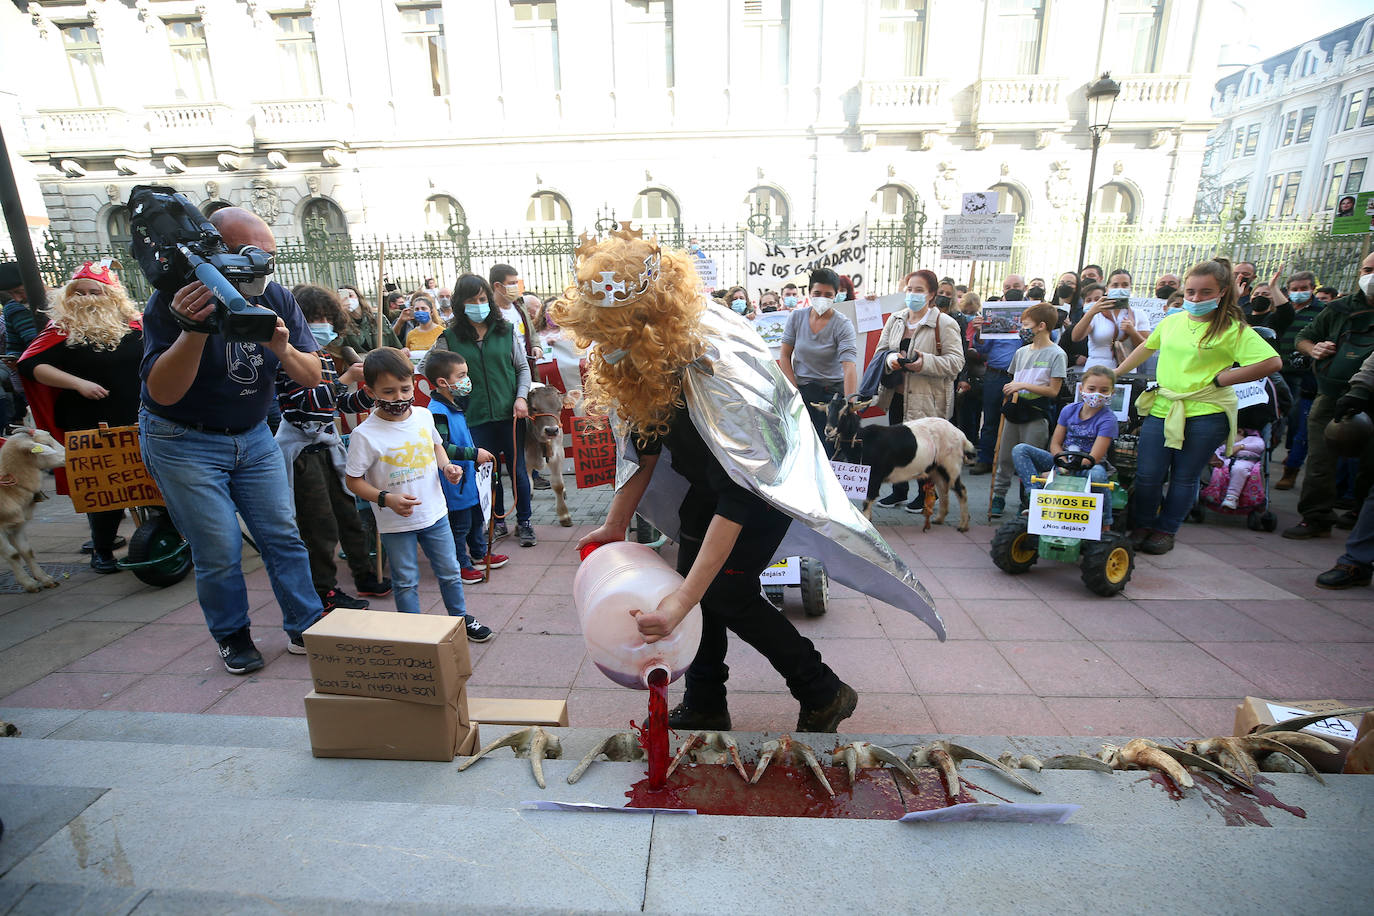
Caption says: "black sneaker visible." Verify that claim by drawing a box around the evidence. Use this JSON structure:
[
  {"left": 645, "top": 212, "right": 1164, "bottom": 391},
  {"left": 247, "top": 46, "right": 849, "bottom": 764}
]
[
  {"left": 903, "top": 496, "right": 926, "bottom": 514},
  {"left": 321, "top": 588, "right": 369, "bottom": 612},
  {"left": 287, "top": 633, "right": 308, "bottom": 655},
  {"left": 218, "top": 627, "right": 265, "bottom": 675},
  {"left": 464, "top": 616, "right": 494, "bottom": 643},
  {"left": 1334, "top": 511, "right": 1358, "bottom": 531},
  {"left": 517, "top": 522, "right": 537, "bottom": 547},
  {"left": 90, "top": 550, "right": 120, "bottom": 574},
  {"left": 875, "top": 492, "right": 904, "bottom": 508},
  {"left": 667, "top": 701, "right": 731, "bottom": 731},
  {"left": 796, "top": 682, "right": 858, "bottom": 733},
  {"left": 492, "top": 521, "right": 509, "bottom": 542},
  {"left": 1316, "top": 563, "right": 1372, "bottom": 589},
  {"left": 1282, "top": 520, "right": 1331, "bottom": 540},
  {"left": 532, "top": 472, "right": 552, "bottom": 490},
  {"left": 354, "top": 573, "right": 392, "bottom": 597}
]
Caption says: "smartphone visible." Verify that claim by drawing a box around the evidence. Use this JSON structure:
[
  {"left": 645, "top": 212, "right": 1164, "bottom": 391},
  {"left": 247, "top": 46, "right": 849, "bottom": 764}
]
[{"left": 1109, "top": 300, "right": 1128, "bottom": 309}]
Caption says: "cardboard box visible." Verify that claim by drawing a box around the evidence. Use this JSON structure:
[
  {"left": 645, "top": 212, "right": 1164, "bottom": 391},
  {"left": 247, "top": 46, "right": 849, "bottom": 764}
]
[
  {"left": 304, "top": 609, "right": 471, "bottom": 705},
  {"left": 1343, "top": 712, "right": 1372, "bottom": 775},
  {"left": 468, "top": 697, "right": 569, "bottom": 727},
  {"left": 305, "top": 690, "right": 476, "bottom": 761},
  {"left": 1233, "top": 697, "right": 1364, "bottom": 772}
]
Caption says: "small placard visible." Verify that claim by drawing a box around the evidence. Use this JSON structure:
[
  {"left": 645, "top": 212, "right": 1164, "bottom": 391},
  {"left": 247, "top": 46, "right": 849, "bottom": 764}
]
[
  {"left": 571, "top": 418, "right": 615, "bottom": 488},
  {"left": 476, "top": 462, "right": 493, "bottom": 524},
  {"left": 64, "top": 425, "right": 164, "bottom": 513},
  {"left": 854, "top": 297, "right": 885, "bottom": 334},
  {"left": 829, "top": 461, "right": 872, "bottom": 500},
  {"left": 1265, "top": 702, "right": 1361, "bottom": 742},
  {"left": 760, "top": 557, "right": 800, "bottom": 585},
  {"left": 962, "top": 191, "right": 999, "bottom": 215},
  {"left": 1027, "top": 489, "right": 1102, "bottom": 540},
  {"left": 1233, "top": 380, "right": 1268, "bottom": 410}
]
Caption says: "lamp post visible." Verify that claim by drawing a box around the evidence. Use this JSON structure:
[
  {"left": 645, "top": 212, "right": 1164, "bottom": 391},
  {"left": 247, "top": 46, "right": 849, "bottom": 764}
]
[{"left": 1076, "top": 72, "right": 1122, "bottom": 275}]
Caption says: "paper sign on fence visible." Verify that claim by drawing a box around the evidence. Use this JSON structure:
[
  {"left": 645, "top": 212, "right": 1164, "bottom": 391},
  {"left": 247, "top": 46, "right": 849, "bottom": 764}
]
[
  {"left": 938, "top": 214, "right": 1016, "bottom": 262},
  {"left": 760, "top": 557, "right": 800, "bottom": 585},
  {"left": 829, "top": 461, "right": 871, "bottom": 500},
  {"left": 1027, "top": 489, "right": 1102, "bottom": 540}
]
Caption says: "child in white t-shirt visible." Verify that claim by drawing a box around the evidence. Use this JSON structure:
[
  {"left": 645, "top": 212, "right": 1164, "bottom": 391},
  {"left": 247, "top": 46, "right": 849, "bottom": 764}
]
[{"left": 344, "top": 347, "right": 493, "bottom": 642}]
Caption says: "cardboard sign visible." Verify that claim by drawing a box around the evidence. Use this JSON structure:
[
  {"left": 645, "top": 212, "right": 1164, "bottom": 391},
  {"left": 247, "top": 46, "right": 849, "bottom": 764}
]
[
  {"left": 571, "top": 417, "right": 615, "bottom": 488},
  {"left": 979, "top": 303, "right": 1025, "bottom": 340},
  {"left": 939, "top": 213, "right": 1016, "bottom": 262},
  {"left": 1027, "top": 490, "right": 1102, "bottom": 540},
  {"left": 1332, "top": 190, "right": 1374, "bottom": 236},
  {"left": 751, "top": 311, "right": 792, "bottom": 356},
  {"left": 744, "top": 220, "right": 867, "bottom": 298},
  {"left": 1233, "top": 380, "right": 1269, "bottom": 410},
  {"left": 64, "top": 425, "right": 164, "bottom": 513},
  {"left": 694, "top": 255, "right": 719, "bottom": 291},
  {"left": 760, "top": 556, "right": 800, "bottom": 585},
  {"left": 1129, "top": 296, "right": 1168, "bottom": 330},
  {"left": 829, "top": 461, "right": 872, "bottom": 499},
  {"left": 476, "top": 462, "right": 493, "bottom": 523},
  {"left": 854, "top": 297, "right": 885, "bottom": 334}
]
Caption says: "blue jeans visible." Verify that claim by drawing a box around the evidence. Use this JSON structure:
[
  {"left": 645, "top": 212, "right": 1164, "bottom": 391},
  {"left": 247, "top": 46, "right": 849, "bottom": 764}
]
[
  {"left": 1338, "top": 489, "right": 1374, "bottom": 570},
  {"left": 1131, "top": 412, "right": 1230, "bottom": 535},
  {"left": 1285, "top": 394, "right": 1312, "bottom": 470},
  {"left": 470, "top": 419, "right": 531, "bottom": 526},
  {"left": 1011, "top": 443, "right": 1113, "bottom": 524},
  {"left": 380, "top": 516, "right": 467, "bottom": 616},
  {"left": 138, "top": 410, "right": 322, "bottom": 641},
  {"left": 977, "top": 368, "right": 1011, "bottom": 462},
  {"left": 448, "top": 506, "right": 488, "bottom": 568}
]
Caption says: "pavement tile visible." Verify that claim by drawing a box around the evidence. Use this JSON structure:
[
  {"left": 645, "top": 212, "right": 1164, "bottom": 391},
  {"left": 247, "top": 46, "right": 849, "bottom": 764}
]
[
  {"left": 62, "top": 624, "right": 209, "bottom": 675},
  {"left": 1196, "top": 641, "right": 1374, "bottom": 699},
  {"left": 782, "top": 597, "right": 886, "bottom": 639},
  {"left": 896, "top": 539, "right": 996, "bottom": 568},
  {"left": 923, "top": 694, "right": 1067, "bottom": 735},
  {"left": 840, "top": 691, "right": 935, "bottom": 733},
  {"left": 1120, "top": 566, "right": 1208, "bottom": 599},
  {"left": 720, "top": 691, "right": 803, "bottom": 732},
  {"left": 1312, "top": 597, "right": 1374, "bottom": 625},
  {"left": 1162, "top": 697, "right": 1246, "bottom": 736},
  {"left": 999, "top": 641, "right": 1150, "bottom": 697},
  {"left": 462, "top": 592, "right": 524, "bottom": 633},
  {"left": 470, "top": 633, "right": 586, "bottom": 689},
  {"left": 505, "top": 593, "right": 581, "bottom": 636},
  {"left": 1055, "top": 598, "right": 1184, "bottom": 641},
  {"left": 251, "top": 650, "right": 313, "bottom": 680},
  {"left": 96, "top": 674, "right": 236, "bottom": 713},
  {"left": 1, "top": 672, "right": 142, "bottom": 708},
  {"left": 930, "top": 566, "right": 1042, "bottom": 599},
  {"left": 1142, "top": 600, "right": 1288, "bottom": 642},
  {"left": 1192, "top": 542, "right": 1314, "bottom": 569},
  {"left": 566, "top": 687, "right": 655, "bottom": 729},
  {"left": 902, "top": 565, "right": 950, "bottom": 598},
  {"left": 1303, "top": 643, "right": 1374, "bottom": 686},
  {"left": 1247, "top": 566, "right": 1340, "bottom": 601},
  {"left": 202, "top": 677, "right": 311, "bottom": 717},
  {"left": 893, "top": 640, "right": 1031, "bottom": 695},
  {"left": 1045, "top": 696, "right": 1193, "bottom": 737},
  {"left": 1096, "top": 641, "right": 1261, "bottom": 698},
  {"left": 527, "top": 563, "right": 579, "bottom": 596},
  {"left": 808, "top": 637, "right": 913, "bottom": 693},
  {"left": 1144, "top": 564, "right": 1302, "bottom": 601},
  {"left": 0, "top": 621, "right": 143, "bottom": 699},
  {"left": 0, "top": 603, "right": 95, "bottom": 653},
  {"left": 957, "top": 598, "right": 1079, "bottom": 641},
  {"left": 1226, "top": 599, "right": 1374, "bottom": 642},
  {"left": 873, "top": 596, "right": 971, "bottom": 640}
]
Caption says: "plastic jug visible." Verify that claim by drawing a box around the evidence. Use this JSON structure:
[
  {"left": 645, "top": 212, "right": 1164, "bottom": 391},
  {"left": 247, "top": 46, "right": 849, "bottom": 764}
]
[{"left": 574, "top": 541, "right": 703, "bottom": 689}]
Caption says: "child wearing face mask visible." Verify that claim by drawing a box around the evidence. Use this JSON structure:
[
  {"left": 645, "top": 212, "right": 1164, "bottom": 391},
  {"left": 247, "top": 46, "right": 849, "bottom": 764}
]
[
  {"left": 1011, "top": 365, "right": 1118, "bottom": 525},
  {"left": 990, "top": 303, "right": 1067, "bottom": 518},
  {"left": 276, "top": 284, "right": 390, "bottom": 608}
]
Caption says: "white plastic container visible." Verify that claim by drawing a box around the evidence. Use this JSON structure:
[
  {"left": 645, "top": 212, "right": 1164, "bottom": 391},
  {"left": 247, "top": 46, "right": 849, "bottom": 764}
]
[{"left": 573, "top": 541, "right": 703, "bottom": 689}]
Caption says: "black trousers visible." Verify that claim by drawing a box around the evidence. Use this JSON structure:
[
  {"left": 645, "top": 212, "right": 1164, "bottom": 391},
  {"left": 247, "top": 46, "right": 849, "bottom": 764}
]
[
  {"left": 293, "top": 448, "right": 371, "bottom": 594},
  {"left": 677, "top": 488, "right": 840, "bottom": 711},
  {"left": 87, "top": 509, "right": 124, "bottom": 552},
  {"left": 797, "top": 380, "right": 842, "bottom": 458}
]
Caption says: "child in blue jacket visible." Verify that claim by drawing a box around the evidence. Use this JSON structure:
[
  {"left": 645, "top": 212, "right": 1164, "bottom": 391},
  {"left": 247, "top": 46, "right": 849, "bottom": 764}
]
[{"left": 424, "top": 350, "right": 505, "bottom": 583}]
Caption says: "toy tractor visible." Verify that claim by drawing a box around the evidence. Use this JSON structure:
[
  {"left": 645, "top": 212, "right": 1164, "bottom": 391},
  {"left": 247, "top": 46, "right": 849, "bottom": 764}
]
[{"left": 990, "top": 451, "right": 1135, "bottom": 597}]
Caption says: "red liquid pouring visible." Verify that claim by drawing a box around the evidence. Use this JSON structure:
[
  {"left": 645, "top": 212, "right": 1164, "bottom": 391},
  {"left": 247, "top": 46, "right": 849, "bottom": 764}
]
[{"left": 631, "top": 668, "right": 670, "bottom": 790}]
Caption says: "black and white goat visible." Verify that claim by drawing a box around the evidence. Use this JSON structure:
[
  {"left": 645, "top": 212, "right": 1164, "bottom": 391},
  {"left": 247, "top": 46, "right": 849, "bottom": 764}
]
[{"left": 819, "top": 394, "right": 975, "bottom": 531}]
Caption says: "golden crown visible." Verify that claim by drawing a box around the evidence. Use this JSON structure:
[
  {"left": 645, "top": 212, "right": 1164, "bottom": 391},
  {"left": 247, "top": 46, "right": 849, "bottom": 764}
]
[{"left": 576, "top": 222, "right": 661, "bottom": 308}]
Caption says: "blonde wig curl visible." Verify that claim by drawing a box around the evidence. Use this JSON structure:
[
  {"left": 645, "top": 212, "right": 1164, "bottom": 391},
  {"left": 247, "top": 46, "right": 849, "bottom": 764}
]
[
  {"left": 47, "top": 279, "right": 140, "bottom": 351},
  {"left": 551, "top": 236, "right": 707, "bottom": 442}
]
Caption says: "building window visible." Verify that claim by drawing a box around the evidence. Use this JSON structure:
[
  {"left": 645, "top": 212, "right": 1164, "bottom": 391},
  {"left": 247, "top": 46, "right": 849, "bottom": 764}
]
[
  {"left": 424, "top": 195, "right": 466, "bottom": 237},
  {"left": 989, "top": 183, "right": 1028, "bottom": 220},
  {"left": 107, "top": 206, "right": 132, "bottom": 254},
  {"left": 1230, "top": 129, "right": 1244, "bottom": 159},
  {"left": 870, "top": 0, "right": 927, "bottom": 80},
  {"left": 1244, "top": 124, "right": 1260, "bottom": 155},
  {"left": 1323, "top": 162, "right": 1346, "bottom": 210},
  {"left": 1279, "top": 171, "right": 1302, "bottom": 217},
  {"left": 1113, "top": 0, "right": 1164, "bottom": 73},
  {"left": 62, "top": 23, "right": 106, "bottom": 106},
  {"left": 166, "top": 19, "right": 215, "bottom": 101},
  {"left": 991, "top": 0, "right": 1045, "bottom": 76},
  {"left": 1277, "top": 110, "right": 1297, "bottom": 147},
  {"left": 743, "top": 185, "right": 789, "bottom": 227},
  {"left": 623, "top": 1, "right": 674, "bottom": 90},
  {"left": 527, "top": 190, "right": 572, "bottom": 225},
  {"left": 1347, "top": 158, "right": 1368, "bottom": 194},
  {"left": 300, "top": 198, "right": 350, "bottom": 241},
  {"left": 1363, "top": 92, "right": 1374, "bottom": 128},
  {"left": 632, "top": 187, "right": 681, "bottom": 222},
  {"left": 512, "top": 2, "right": 561, "bottom": 93},
  {"left": 1093, "top": 182, "right": 1136, "bottom": 223},
  {"left": 1299, "top": 49, "right": 1320, "bottom": 76},
  {"left": 742, "top": 0, "right": 790, "bottom": 86},
  {"left": 273, "top": 13, "right": 321, "bottom": 98},
  {"left": 1245, "top": 71, "right": 1263, "bottom": 96},
  {"left": 1265, "top": 175, "right": 1284, "bottom": 218},
  {"left": 871, "top": 183, "right": 914, "bottom": 219},
  {"left": 399, "top": 4, "right": 449, "bottom": 97},
  {"left": 1342, "top": 91, "right": 1363, "bottom": 131},
  {"left": 1295, "top": 106, "right": 1316, "bottom": 143}
]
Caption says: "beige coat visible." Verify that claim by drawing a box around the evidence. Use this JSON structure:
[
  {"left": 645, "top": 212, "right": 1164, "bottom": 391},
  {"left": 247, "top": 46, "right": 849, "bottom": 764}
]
[{"left": 875, "top": 307, "right": 965, "bottom": 421}]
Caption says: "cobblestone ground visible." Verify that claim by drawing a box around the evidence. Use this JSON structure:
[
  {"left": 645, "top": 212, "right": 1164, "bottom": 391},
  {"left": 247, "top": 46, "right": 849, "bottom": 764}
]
[{"left": 2, "top": 464, "right": 1371, "bottom": 737}]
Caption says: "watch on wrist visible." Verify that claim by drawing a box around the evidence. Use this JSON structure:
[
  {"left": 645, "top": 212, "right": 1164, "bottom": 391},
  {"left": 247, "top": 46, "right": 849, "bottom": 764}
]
[{"left": 376, "top": 489, "right": 389, "bottom": 508}]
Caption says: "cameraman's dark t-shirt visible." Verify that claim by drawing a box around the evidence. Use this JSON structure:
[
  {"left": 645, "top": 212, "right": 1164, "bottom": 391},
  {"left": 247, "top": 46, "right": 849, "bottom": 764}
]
[{"left": 139, "top": 281, "right": 317, "bottom": 429}]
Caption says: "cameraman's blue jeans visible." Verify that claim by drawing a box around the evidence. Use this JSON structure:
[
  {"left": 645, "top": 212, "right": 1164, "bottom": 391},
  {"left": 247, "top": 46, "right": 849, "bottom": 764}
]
[
  {"left": 1011, "top": 444, "right": 1112, "bottom": 525},
  {"left": 1130, "top": 412, "right": 1230, "bottom": 535},
  {"left": 138, "top": 410, "right": 322, "bottom": 642},
  {"left": 380, "top": 516, "right": 467, "bottom": 616}
]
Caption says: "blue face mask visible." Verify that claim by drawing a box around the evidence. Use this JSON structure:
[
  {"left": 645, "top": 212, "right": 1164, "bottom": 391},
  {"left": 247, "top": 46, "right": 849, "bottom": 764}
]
[
  {"left": 308, "top": 323, "right": 335, "bottom": 347},
  {"left": 413, "top": 310, "right": 431, "bottom": 325},
  {"left": 464, "top": 303, "right": 488, "bottom": 323},
  {"left": 1106, "top": 287, "right": 1131, "bottom": 299},
  {"left": 1184, "top": 298, "right": 1219, "bottom": 316},
  {"left": 1289, "top": 290, "right": 1312, "bottom": 304},
  {"left": 905, "top": 292, "right": 926, "bottom": 309},
  {"left": 783, "top": 296, "right": 798, "bottom": 308},
  {"left": 835, "top": 291, "right": 848, "bottom": 303},
  {"left": 731, "top": 299, "right": 747, "bottom": 313}
]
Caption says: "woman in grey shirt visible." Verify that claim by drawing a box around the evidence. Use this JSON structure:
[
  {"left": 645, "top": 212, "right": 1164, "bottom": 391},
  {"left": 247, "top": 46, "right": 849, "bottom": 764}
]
[{"left": 780, "top": 268, "right": 859, "bottom": 455}]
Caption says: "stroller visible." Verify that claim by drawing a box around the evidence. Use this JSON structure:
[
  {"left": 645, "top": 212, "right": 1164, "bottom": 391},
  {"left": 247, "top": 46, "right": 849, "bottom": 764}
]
[{"left": 1192, "top": 372, "right": 1290, "bottom": 532}]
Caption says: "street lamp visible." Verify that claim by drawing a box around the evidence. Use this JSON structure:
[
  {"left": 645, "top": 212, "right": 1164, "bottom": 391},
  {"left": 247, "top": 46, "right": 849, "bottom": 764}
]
[{"left": 1076, "top": 72, "right": 1122, "bottom": 275}]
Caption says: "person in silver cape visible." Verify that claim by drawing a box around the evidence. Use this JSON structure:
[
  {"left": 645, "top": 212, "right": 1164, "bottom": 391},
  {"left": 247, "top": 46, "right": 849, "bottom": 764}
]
[{"left": 554, "top": 227, "right": 942, "bottom": 734}]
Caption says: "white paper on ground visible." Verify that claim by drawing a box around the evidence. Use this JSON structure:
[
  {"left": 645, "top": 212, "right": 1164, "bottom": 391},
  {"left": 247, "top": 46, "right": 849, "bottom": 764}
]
[
  {"left": 899, "top": 802, "right": 1081, "bottom": 824},
  {"left": 521, "top": 801, "right": 697, "bottom": 815},
  {"left": 1264, "top": 702, "right": 1361, "bottom": 742}
]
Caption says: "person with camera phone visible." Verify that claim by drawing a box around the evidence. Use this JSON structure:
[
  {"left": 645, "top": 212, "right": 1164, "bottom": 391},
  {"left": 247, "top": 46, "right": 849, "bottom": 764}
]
[{"left": 132, "top": 189, "right": 326, "bottom": 675}]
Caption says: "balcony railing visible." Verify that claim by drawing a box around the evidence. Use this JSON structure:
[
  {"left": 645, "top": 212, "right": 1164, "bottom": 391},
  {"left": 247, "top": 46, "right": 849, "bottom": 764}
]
[
  {"left": 972, "top": 76, "right": 1068, "bottom": 129},
  {"left": 30, "top": 107, "right": 136, "bottom": 153},
  {"left": 1114, "top": 75, "right": 1192, "bottom": 122},
  {"left": 857, "top": 78, "right": 948, "bottom": 130},
  {"left": 251, "top": 99, "right": 351, "bottom": 144}
]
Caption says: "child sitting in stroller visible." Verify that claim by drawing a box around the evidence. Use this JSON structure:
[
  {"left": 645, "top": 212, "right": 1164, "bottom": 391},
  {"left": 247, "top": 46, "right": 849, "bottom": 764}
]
[{"left": 1209, "top": 431, "right": 1265, "bottom": 510}]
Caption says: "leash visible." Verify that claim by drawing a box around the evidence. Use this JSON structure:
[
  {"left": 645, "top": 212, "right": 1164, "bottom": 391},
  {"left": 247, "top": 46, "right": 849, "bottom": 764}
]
[{"left": 482, "top": 415, "right": 522, "bottom": 581}]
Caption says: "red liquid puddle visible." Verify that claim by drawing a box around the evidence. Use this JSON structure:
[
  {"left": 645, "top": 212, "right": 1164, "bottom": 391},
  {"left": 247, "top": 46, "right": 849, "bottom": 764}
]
[
  {"left": 1140, "top": 772, "right": 1307, "bottom": 826},
  {"left": 630, "top": 670, "right": 670, "bottom": 790},
  {"left": 626, "top": 763, "right": 974, "bottom": 819}
]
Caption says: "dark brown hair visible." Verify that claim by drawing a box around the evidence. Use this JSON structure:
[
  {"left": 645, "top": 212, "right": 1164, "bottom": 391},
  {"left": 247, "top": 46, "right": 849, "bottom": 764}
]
[
  {"left": 422, "top": 349, "right": 466, "bottom": 384},
  {"left": 363, "top": 346, "right": 413, "bottom": 387},
  {"left": 1021, "top": 302, "right": 1059, "bottom": 331}
]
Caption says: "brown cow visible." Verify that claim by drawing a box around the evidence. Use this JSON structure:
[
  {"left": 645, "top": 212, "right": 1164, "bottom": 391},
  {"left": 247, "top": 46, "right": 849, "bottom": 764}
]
[{"left": 525, "top": 384, "right": 582, "bottom": 526}]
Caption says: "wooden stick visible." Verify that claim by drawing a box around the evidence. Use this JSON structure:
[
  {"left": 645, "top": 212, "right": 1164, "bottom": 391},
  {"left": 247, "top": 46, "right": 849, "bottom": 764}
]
[
  {"left": 373, "top": 242, "right": 386, "bottom": 583},
  {"left": 988, "top": 410, "right": 1007, "bottom": 519}
]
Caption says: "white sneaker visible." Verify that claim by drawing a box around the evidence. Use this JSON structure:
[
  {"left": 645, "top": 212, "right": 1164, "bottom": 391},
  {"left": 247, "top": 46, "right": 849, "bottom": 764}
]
[{"left": 1221, "top": 495, "right": 1238, "bottom": 509}]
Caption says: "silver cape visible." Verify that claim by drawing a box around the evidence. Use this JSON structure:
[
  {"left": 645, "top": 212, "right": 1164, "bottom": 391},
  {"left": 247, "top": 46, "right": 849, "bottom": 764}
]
[{"left": 614, "top": 298, "right": 945, "bottom": 640}]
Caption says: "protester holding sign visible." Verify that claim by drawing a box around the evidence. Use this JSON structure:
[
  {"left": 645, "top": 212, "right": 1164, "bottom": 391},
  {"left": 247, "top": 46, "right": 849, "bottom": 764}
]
[
  {"left": 18, "top": 262, "right": 141, "bottom": 574},
  {"left": 780, "top": 268, "right": 859, "bottom": 453},
  {"left": 1116, "top": 258, "right": 1281, "bottom": 556}
]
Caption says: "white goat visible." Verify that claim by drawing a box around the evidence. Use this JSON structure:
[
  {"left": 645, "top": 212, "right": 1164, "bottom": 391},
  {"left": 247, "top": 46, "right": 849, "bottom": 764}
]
[{"left": 0, "top": 429, "right": 67, "bottom": 592}]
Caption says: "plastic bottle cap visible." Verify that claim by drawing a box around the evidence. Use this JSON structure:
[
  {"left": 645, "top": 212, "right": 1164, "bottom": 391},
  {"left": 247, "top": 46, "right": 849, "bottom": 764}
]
[{"left": 578, "top": 542, "right": 604, "bottom": 561}]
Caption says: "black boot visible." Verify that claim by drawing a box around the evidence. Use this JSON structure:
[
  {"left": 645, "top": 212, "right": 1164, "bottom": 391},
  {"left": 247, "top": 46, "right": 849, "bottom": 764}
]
[
  {"left": 90, "top": 550, "right": 120, "bottom": 574},
  {"left": 796, "top": 682, "right": 858, "bottom": 733},
  {"left": 667, "top": 701, "right": 731, "bottom": 731}
]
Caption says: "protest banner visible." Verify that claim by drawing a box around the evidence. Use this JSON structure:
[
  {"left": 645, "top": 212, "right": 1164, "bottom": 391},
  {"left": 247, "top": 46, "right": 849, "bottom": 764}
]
[
  {"left": 64, "top": 424, "right": 164, "bottom": 513},
  {"left": 744, "top": 220, "right": 867, "bottom": 298},
  {"left": 854, "top": 296, "right": 885, "bottom": 334},
  {"left": 939, "top": 214, "right": 1016, "bottom": 261},
  {"left": 1072, "top": 382, "right": 1133, "bottom": 422},
  {"left": 1028, "top": 490, "right": 1102, "bottom": 540},
  {"left": 571, "top": 417, "right": 616, "bottom": 488},
  {"left": 1332, "top": 190, "right": 1374, "bottom": 236},
  {"left": 693, "top": 255, "right": 719, "bottom": 290},
  {"left": 1128, "top": 296, "right": 1168, "bottom": 330},
  {"left": 829, "top": 461, "right": 872, "bottom": 500}
]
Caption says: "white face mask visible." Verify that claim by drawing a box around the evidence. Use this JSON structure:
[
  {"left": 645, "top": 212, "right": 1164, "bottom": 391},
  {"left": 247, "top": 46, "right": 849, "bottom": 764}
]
[
  {"left": 810, "top": 297, "right": 833, "bottom": 316},
  {"left": 1360, "top": 273, "right": 1374, "bottom": 297}
]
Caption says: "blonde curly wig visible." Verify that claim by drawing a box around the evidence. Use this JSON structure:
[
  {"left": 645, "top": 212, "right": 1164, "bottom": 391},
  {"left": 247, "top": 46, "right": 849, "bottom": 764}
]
[
  {"left": 550, "top": 235, "right": 706, "bottom": 442},
  {"left": 46, "top": 279, "right": 141, "bottom": 351}
]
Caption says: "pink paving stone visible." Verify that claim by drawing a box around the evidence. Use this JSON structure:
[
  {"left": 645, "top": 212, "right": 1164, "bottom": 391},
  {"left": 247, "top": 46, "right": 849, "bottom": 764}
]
[
  {"left": 472, "top": 568, "right": 537, "bottom": 595},
  {"left": 1054, "top": 599, "right": 1185, "bottom": 642},
  {"left": 531, "top": 523, "right": 584, "bottom": 542},
  {"left": 893, "top": 640, "right": 1032, "bottom": 695},
  {"left": 929, "top": 566, "right": 1042, "bottom": 600},
  {"left": 470, "top": 633, "right": 587, "bottom": 689},
  {"left": 896, "top": 540, "right": 995, "bottom": 569},
  {"left": 253, "top": 651, "right": 313, "bottom": 680},
  {"left": 1247, "top": 567, "right": 1338, "bottom": 601},
  {"left": 808, "top": 638, "right": 914, "bottom": 694},
  {"left": 204, "top": 677, "right": 312, "bottom": 717},
  {"left": 63, "top": 624, "right": 212, "bottom": 675},
  {"left": 1142, "top": 565, "right": 1297, "bottom": 601},
  {"left": 956, "top": 599, "right": 1080, "bottom": 641},
  {"left": 1193, "top": 543, "right": 1313, "bottom": 570},
  {"left": 784, "top": 597, "right": 886, "bottom": 640},
  {"left": 722, "top": 692, "right": 807, "bottom": 733},
  {"left": 841, "top": 692, "right": 936, "bottom": 734},
  {"left": 1163, "top": 697, "right": 1250, "bottom": 736},
  {"left": 158, "top": 602, "right": 209, "bottom": 626},
  {"left": 1142, "top": 600, "right": 1288, "bottom": 642},
  {"left": 998, "top": 641, "right": 1150, "bottom": 697},
  {"left": 506, "top": 594, "right": 582, "bottom": 636},
  {"left": 1095, "top": 641, "right": 1261, "bottom": 698},
  {"left": 567, "top": 687, "right": 657, "bottom": 729},
  {"left": 1119, "top": 567, "right": 1207, "bottom": 600},
  {"left": 1312, "top": 598, "right": 1374, "bottom": 625},
  {"left": 504, "top": 540, "right": 571, "bottom": 566},
  {"left": 97, "top": 674, "right": 235, "bottom": 713},
  {"left": 872, "top": 596, "right": 970, "bottom": 641},
  {"left": 528, "top": 565, "right": 580, "bottom": 597},
  {"left": 923, "top": 694, "right": 1068, "bottom": 736},
  {"left": 158, "top": 640, "right": 235, "bottom": 676},
  {"left": 465, "top": 593, "right": 526, "bottom": 633},
  {"left": 1, "top": 672, "right": 142, "bottom": 708},
  {"left": 1304, "top": 643, "right": 1374, "bottom": 686},
  {"left": 1225, "top": 599, "right": 1374, "bottom": 643},
  {"left": 1196, "top": 641, "right": 1374, "bottom": 699},
  {"left": 1043, "top": 697, "right": 1193, "bottom": 737}
]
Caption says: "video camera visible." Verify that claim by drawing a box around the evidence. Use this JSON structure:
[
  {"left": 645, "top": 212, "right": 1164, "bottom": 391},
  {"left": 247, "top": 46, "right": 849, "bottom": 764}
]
[{"left": 127, "top": 185, "right": 278, "bottom": 343}]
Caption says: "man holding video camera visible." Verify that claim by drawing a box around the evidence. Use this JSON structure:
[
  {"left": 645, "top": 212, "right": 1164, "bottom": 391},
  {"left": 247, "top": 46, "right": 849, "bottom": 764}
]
[{"left": 139, "top": 206, "right": 325, "bottom": 675}]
